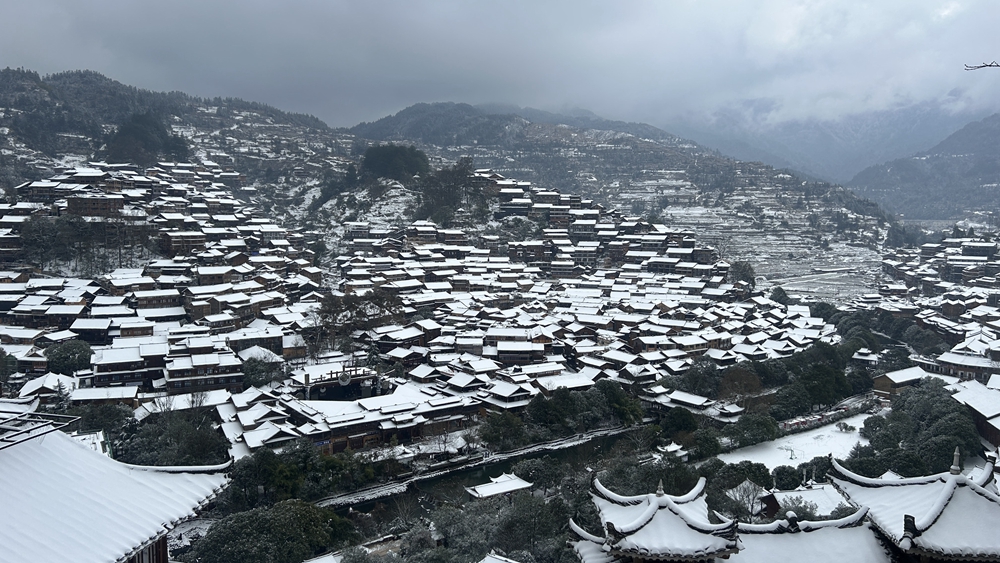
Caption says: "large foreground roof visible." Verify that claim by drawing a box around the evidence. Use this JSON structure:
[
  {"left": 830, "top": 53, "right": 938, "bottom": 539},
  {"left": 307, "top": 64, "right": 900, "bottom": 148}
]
[
  {"left": 0, "top": 429, "right": 229, "bottom": 563},
  {"left": 829, "top": 454, "right": 1000, "bottom": 561},
  {"left": 736, "top": 508, "right": 890, "bottom": 563},
  {"left": 571, "top": 477, "right": 738, "bottom": 561}
]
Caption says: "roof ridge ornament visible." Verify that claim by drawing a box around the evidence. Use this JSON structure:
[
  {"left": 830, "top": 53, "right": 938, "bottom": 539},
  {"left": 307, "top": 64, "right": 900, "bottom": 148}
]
[
  {"left": 950, "top": 447, "right": 961, "bottom": 475},
  {"left": 656, "top": 479, "right": 664, "bottom": 496}
]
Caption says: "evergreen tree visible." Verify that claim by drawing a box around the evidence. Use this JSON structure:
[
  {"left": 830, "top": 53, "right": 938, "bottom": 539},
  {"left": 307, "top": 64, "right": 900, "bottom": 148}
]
[{"left": 44, "top": 339, "right": 92, "bottom": 375}]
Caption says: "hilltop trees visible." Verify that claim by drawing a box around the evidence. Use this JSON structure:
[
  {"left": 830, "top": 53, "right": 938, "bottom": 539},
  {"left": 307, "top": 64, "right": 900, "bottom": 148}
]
[
  {"left": 308, "top": 165, "right": 359, "bottom": 212},
  {"left": 415, "top": 156, "right": 479, "bottom": 225},
  {"left": 831, "top": 308, "right": 943, "bottom": 357},
  {"left": 703, "top": 459, "right": 772, "bottom": 521},
  {"left": 65, "top": 402, "right": 136, "bottom": 456},
  {"left": 361, "top": 144, "right": 429, "bottom": 182},
  {"left": 241, "top": 357, "right": 285, "bottom": 390},
  {"left": 477, "top": 381, "right": 641, "bottom": 451},
  {"left": 309, "top": 146, "right": 488, "bottom": 227},
  {"left": 0, "top": 349, "right": 18, "bottom": 395},
  {"left": 116, "top": 407, "right": 230, "bottom": 467},
  {"left": 217, "top": 439, "right": 404, "bottom": 513},
  {"left": 727, "top": 261, "right": 756, "bottom": 288},
  {"left": 477, "top": 410, "right": 529, "bottom": 452},
  {"left": 19, "top": 213, "right": 155, "bottom": 275},
  {"left": 724, "top": 412, "right": 779, "bottom": 448},
  {"left": 102, "top": 112, "right": 189, "bottom": 166}
]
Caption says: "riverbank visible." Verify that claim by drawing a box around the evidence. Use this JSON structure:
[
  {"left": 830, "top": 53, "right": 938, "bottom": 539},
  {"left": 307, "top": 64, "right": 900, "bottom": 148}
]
[{"left": 317, "top": 424, "right": 632, "bottom": 508}]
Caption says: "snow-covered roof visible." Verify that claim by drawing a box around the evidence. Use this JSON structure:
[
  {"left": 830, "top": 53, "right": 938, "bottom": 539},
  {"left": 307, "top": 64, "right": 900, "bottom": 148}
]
[
  {"left": 668, "top": 389, "right": 711, "bottom": 408},
  {"left": 881, "top": 366, "right": 931, "bottom": 385},
  {"left": 575, "top": 477, "right": 738, "bottom": 560},
  {"left": 70, "top": 386, "right": 139, "bottom": 402},
  {"left": 736, "top": 509, "right": 888, "bottom": 563},
  {"left": 829, "top": 455, "right": 1000, "bottom": 559},
  {"left": 0, "top": 431, "right": 228, "bottom": 563},
  {"left": 18, "top": 372, "right": 76, "bottom": 398},
  {"left": 466, "top": 473, "right": 532, "bottom": 498},
  {"left": 951, "top": 380, "right": 1000, "bottom": 419},
  {"left": 237, "top": 345, "right": 284, "bottom": 364}
]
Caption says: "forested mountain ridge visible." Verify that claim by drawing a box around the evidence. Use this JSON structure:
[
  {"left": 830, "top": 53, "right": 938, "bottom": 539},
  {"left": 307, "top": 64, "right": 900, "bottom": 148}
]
[
  {"left": 0, "top": 68, "right": 342, "bottom": 191},
  {"left": 351, "top": 101, "right": 683, "bottom": 147},
  {"left": 848, "top": 113, "right": 1000, "bottom": 220},
  {"left": 0, "top": 68, "right": 328, "bottom": 143}
]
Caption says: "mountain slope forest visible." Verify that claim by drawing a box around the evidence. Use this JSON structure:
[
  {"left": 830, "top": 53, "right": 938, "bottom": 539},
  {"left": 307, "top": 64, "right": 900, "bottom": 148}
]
[{"left": 849, "top": 113, "right": 1000, "bottom": 220}]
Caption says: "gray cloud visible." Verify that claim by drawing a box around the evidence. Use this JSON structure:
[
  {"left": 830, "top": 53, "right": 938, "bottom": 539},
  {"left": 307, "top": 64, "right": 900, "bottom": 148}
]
[{"left": 1, "top": 0, "right": 999, "bottom": 127}]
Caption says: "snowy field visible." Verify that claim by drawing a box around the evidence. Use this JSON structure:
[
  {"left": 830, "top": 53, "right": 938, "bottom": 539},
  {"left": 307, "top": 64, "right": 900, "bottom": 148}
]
[
  {"left": 718, "top": 413, "right": 872, "bottom": 469},
  {"left": 658, "top": 205, "right": 883, "bottom": 303}
]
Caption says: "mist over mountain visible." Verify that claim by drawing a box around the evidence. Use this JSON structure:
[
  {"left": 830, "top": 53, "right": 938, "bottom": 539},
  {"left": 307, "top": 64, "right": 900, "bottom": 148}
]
[
  {"left": 664, "top": 102, "right": 990, "bottom": 184},
  {"left": 848, "top": 112, "right": 1000, "bottom": 220}
]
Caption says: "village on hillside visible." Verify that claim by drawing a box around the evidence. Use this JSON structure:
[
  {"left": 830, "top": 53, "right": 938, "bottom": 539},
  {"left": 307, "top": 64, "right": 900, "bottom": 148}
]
[{"left": 4, "top": 159, "right": 1000, "bottom": 563}]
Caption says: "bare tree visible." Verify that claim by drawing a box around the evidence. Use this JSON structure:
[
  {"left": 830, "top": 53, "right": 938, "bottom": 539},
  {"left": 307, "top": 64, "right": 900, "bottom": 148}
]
[
  {"left": 624, "top": 424, "right": 660, "bottom": 452},
  {"left": 429, "top": 427, "right": 461, "bottom": 457},
  {"left": 190, "top": 390, "right": 208, "bottom": 410},
  {"left": 719, "top": 367, "right": 762, "bottom": 409},
  {"left": 461, "top": 428, "right": 482, "bottom": 451},
  {"left": 726, "top": 479, "right": 766, "bottom": 522},
  {"left": 390, "top": 494, "right": 421, "bottom": 529},
  {"left": 152, "top": 394, "right": 175, "bottom": 414}
]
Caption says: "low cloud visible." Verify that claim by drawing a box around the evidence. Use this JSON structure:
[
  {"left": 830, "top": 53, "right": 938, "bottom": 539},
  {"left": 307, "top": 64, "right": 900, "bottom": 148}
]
[{"left": 1, "top": 0, "right": 998, "bottom": 127}]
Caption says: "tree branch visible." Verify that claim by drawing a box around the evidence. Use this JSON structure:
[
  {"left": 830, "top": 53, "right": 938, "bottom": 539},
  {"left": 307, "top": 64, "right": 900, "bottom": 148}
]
[{"left": 965, "top": 61, "right": 1000, "bottom": 70}]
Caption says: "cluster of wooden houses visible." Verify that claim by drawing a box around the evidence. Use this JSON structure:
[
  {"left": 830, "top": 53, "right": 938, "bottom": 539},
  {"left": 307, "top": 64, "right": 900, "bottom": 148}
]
[{"left": 3, "top": 164, "right": 858, "bottom": 460}]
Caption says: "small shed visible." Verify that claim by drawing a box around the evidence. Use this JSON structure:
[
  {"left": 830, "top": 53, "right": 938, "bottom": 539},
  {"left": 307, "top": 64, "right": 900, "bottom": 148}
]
[{"left": 465, "top": 473, "right": 532, "bottom": 499}]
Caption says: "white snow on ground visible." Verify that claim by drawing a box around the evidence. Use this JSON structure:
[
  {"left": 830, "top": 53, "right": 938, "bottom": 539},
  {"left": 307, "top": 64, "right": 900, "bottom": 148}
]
[
  {"left": 718, "top": 413, "right": 871, "bottom": 469},
  {"left": 409, "top": 430, "right": 469, "bottom": 456},
  {"left": 167, "top": 518, "right": 216, "bottom": 551}
]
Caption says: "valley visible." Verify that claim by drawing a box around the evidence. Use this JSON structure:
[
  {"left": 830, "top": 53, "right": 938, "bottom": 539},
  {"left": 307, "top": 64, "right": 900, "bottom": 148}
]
[{"left": 0, "top": 67, "right": 996, "bottom": 563}]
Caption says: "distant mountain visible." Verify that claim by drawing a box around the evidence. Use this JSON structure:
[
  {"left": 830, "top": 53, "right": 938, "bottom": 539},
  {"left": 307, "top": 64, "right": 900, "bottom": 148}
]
[
  {"left": 349, "top": 102, "right": 528, "bottom": 147},
  {"left": 848, "top": 113, "right": 1000, "bottom": 220},
  {"left": 349, "top": 102, "right": 684, "bottom": 149},
  {"left": 0, "top": 68, "right": 328, "bottom": 161},
  {"left": 0, "top": 68, "right": 339, "bottom": 190},
  {"left": 665, "top": 102, "right": 988, "bottom": 184},
  {"left": 346, "top": 101, "right": 888, "bottom": 228},
  {"left": 474, "top": 103, "right": 680, "bottom": 143},
  {"left": 349, "top": 101, "right": 728, "bottom": 195}
]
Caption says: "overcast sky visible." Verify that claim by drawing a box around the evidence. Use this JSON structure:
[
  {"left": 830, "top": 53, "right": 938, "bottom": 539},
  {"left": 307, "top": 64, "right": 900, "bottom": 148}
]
[{"left": 2, "top": 0, "right": 999, "bottom": 128}]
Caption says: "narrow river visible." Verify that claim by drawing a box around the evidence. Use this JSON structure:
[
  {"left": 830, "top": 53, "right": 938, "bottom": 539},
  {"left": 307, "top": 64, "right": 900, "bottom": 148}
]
[{"left": 339, "top": 431, "right": 631, "bottom": 515}]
